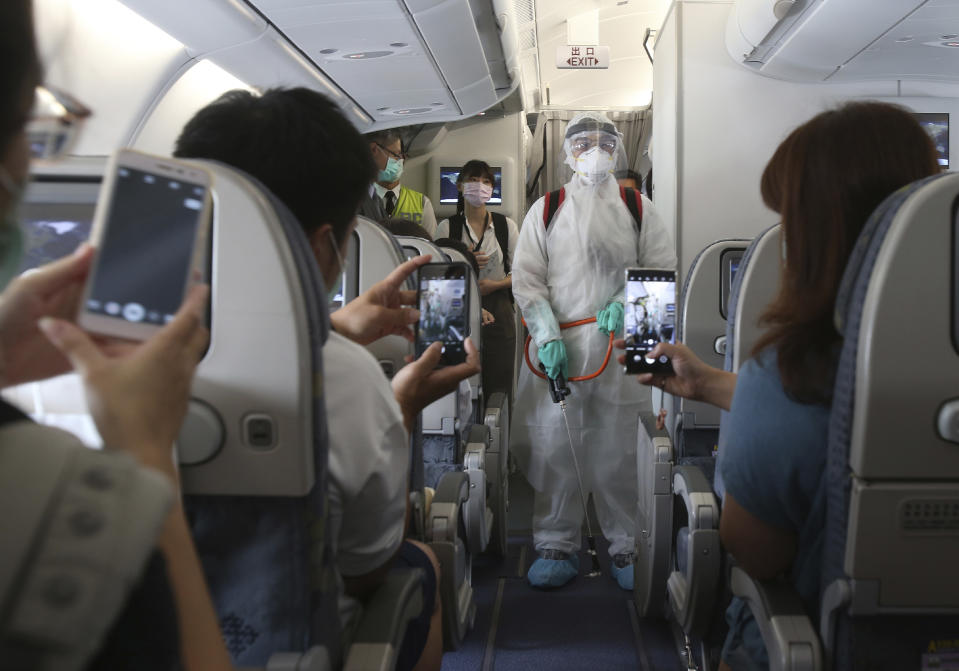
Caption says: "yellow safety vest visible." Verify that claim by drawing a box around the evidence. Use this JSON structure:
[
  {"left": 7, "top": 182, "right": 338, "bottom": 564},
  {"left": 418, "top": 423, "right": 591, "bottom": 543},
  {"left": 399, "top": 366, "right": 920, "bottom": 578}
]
[{"left": 393, "top": 186, "right": 425, "bottom": 224}]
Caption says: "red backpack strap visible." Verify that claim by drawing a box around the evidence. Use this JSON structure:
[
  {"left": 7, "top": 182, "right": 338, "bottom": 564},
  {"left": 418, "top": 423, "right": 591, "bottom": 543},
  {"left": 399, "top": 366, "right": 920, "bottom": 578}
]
[
  {"left": 619, "top": 186, "right": 643, "bottom": 237},
  {"left": 542, "top": 188, "right": 565, "bottom": 230}
]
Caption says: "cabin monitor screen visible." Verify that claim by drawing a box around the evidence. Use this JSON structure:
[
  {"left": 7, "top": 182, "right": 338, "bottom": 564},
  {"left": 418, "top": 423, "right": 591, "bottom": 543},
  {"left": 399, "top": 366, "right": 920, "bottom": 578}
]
[
  {"left": 439, "top": 166, "right": 502, "bottom": 205},
  {"left": 720, "top": 248, "right": 745, "bottom": 320},
  {"left": 19, "top": 199, "right": 98, "bottom": 273},
  {"left": 914, "top": 113, "right": 949, "bottom": 168}
]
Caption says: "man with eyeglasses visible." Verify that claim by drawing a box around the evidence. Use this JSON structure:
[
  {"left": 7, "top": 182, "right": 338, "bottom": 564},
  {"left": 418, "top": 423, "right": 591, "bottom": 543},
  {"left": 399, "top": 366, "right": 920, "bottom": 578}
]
[
  {"left": 363, "top": 129, "right": 438, "bottom": 236},
  {"left": 511, "top": 111, "right": 676, "bottom": 591}
]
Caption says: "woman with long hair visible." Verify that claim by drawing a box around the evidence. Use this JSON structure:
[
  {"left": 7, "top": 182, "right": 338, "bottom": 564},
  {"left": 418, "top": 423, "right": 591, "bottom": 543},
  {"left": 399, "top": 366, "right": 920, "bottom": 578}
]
[
  {"left": 435, "top": 160, "right": 518, "bottom": 404},
  {"left": 628, "top": 101, "right": 939, "bottom": 670}
]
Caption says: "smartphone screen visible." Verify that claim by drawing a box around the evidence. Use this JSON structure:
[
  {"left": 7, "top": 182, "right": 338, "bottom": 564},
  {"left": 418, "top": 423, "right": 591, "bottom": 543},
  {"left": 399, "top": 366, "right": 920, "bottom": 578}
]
[
  {"left": 85, "top": 165, "right": 207, "bottom": 327},
  {"left": 416, "top": 263, "right": 470, "bottom": 366},
  {"left": 624, "top": 268, "right": 676, "bottom": 374}
]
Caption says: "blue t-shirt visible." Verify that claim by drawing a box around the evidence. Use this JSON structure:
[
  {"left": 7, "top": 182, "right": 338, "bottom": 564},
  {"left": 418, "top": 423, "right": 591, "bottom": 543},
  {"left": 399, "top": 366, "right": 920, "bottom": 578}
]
[{"left": 718, "top": 347, "right": 830, "bottom": 670}]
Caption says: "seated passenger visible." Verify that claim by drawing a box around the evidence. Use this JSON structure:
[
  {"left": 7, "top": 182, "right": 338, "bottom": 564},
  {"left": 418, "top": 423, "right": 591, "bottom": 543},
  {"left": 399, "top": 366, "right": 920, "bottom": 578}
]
[
  {"left": 434, "top": 160, "right": 518, "bottom": 404},
  {"left": 175, "top": 89, "right": 480, "bottom": 671},
  {"left": 621, "top": 101, "right": 940, "bottom": 671},
  {"left": 366, "top": 130, "right": 438, "bottom": 236},
  {"left": 0, "top": 3, "right": 230, "bottom": 669}
]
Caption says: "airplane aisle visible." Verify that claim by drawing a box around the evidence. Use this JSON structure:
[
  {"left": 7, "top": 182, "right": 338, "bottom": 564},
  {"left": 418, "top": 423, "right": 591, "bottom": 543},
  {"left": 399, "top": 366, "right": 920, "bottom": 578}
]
[{"left": 441, "top": 474, "right": 683, "bottom": 671}]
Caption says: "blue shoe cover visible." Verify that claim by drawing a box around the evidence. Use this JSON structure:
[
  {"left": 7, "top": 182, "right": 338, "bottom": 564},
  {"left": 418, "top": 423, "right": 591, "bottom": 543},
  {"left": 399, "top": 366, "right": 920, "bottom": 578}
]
[
  {"left": 610, "top": 559, "right": 634, "bottom": 591},
  {"left": 527, "top": 553, "right": 580, "bottom": 588}
]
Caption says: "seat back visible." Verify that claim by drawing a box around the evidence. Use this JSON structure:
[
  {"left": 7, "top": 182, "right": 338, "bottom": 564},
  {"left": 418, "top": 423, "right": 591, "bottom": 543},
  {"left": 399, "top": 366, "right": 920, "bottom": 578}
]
[
  {"left": 177, "top": 162, "right": 339, "bottom": 667},
  {"left": 714, "top": 224, "right": 781, "bottom": 499},
  {"left": 823, "top": 172, "right": 959, "bottom": 669},
  {"left": 724, "top": 224, "right": 782, "bottom": 374},
  {"left": 354, "top": 218, "right": 414, "bottom": 378},
  {"left": 675, "top": 239, "right": 749, "bottom": 452}
]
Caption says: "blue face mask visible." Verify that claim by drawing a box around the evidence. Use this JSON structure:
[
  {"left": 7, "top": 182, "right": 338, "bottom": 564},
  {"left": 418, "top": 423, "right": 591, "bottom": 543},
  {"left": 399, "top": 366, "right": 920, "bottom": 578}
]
[
  {"left": 0, "top": 166, "right": 25, "bottom": 290},
  {"left": 377, "top": 156, "right": 403, "bottom": 184}
]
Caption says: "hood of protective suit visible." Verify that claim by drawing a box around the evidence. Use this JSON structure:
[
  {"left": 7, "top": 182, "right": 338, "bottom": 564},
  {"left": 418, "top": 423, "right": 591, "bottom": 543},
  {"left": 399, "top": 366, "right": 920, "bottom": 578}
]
[{"left": 563, "top": 112, "right": 626, "bottom": 187}]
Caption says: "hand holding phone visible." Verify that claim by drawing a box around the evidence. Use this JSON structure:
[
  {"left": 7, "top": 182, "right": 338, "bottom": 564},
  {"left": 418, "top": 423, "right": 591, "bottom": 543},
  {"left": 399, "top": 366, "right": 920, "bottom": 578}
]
[
  {"left": 624, "top": 268, "right": 676, "bottom": 375},
  {"left": 415, "top": 262, "right": 471, "bottom": 366},
  {"left": 77, "top": 149, "right": 212, "bottom": 341}
]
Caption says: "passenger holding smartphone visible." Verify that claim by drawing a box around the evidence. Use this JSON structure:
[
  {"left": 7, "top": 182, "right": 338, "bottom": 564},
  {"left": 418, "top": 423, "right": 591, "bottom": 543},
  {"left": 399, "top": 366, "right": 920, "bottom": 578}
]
[
  {"left": 620, "top": 103, "right": 940, "bottom": 671},
  {"left": 435, "top": 160, "right": 518, "bottom": 404},
  {"left": 0, "top": 3, "right": 229, "bottom": 670},
  {"left": 175, "top": 88, "right": 480, "bottom": 671}
]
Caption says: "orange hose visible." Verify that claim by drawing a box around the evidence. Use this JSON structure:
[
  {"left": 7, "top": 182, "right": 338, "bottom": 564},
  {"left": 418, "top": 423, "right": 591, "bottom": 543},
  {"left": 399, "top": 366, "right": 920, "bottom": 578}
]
[{"left": 522, "top": 317, "right": 615, "bottom": 382}]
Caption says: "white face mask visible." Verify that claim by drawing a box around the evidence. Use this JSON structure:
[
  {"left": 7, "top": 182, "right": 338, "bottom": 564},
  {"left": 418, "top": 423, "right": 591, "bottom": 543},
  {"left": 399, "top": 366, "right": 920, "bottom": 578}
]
[
  {"left": 573, "top": 147, "right": 616, "bottom": 185},
  {"left": 462, "top": 181, "right": 493, "bottom": 207}
]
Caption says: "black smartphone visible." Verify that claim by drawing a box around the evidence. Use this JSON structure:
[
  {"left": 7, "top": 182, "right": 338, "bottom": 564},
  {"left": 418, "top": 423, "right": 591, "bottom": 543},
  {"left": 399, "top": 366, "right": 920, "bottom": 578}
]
[
  {"left": 624, "top": 268, "right": 677, "bottom": 375},
  {"left": 78, "top": 149, "right": 212, "bottom": 340},
  {"left": 416, "top": 262, "right": 471, "bottom": 366}
]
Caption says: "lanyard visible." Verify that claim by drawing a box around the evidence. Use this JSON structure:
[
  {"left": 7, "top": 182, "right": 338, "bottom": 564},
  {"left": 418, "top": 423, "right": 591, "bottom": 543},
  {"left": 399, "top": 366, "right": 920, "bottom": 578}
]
[{"left": 468, "top": 212, "right": 490, "bottom": 253}]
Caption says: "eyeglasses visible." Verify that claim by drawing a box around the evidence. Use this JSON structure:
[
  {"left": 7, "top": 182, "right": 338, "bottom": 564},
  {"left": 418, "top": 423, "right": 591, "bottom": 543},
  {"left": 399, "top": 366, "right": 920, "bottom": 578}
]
[
  {"left": 570, "top": 136, "right": 617, "bottom": 155},
  {"left": 27, "top": 85, "right": 92, "bottom": 162},
  {"left": 375, "top": 142, "right": 408, "bottom": 161}
]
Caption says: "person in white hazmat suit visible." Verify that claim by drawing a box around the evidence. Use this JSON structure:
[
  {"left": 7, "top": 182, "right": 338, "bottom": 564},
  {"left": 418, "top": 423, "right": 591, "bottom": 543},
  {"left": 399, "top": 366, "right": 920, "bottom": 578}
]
[{"left": 512, "top": 112, "right": 677, "bottom": 590}]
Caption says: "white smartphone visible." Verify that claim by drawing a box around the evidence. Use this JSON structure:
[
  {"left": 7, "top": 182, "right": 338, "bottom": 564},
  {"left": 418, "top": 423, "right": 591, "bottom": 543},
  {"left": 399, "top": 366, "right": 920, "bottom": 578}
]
[{"left": 77, "top": 149, "right": 213, "bottom": 340}]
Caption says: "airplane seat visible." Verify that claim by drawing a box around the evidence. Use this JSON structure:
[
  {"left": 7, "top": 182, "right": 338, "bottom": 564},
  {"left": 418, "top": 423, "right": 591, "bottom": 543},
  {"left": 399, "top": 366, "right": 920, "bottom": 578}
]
[
  {"left": 665, "top": 226, "right": 781, "bottom": 658},
  {"left": 635, "top": 239, "right": 746, "bottom": 622},
  {"left": 674, "top": 239, "right": 750, "bottom": 459},
  {"left": 432, "top": 242, "right": 508, "bottom": 558},
  {"left": 735, "top": 172, "right": 959, "bottom": 671},
  {"left": 176, "top": 162, "right": 423, "bottom": 671},
  {"left": 358, "top": 232, "right": 477, "bottom": 649}
]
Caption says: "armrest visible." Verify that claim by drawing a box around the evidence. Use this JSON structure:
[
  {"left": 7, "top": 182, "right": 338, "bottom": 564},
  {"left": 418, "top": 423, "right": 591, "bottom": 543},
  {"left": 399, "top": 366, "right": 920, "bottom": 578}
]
[
  {"left": 639, "top": 410, "right": 670, "bottom": 441},
  {"left": 344, "top": 568, "right": 426, "bottom": 671},
  {"left": 463, "top": 424, "right": 491, "bottom": 554},
  {"left": 263, "top": 647, "right": 332, "bottom": 671},
  {"left": 730, "top": 566, "right": 823, "bottom": 671},
  {"left": 428, "top": 471, "right": 469, "bottom": 544},
  {"left": 667, "top": 465, "right": 721, "bottom": 636},
  {"left": 672, "top": 465, "right": 718, "bottom": 531}
]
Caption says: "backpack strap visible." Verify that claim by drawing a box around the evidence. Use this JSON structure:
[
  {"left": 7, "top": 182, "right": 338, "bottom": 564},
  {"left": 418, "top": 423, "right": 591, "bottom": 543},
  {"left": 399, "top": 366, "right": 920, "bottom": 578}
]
[
  {"left": 542, "top": 188, "right": 566, "bottom": 231},
  {"left": 620, "top": 186, "right": 644, "bottom": 238},
  {"left": 448, "top": 213, "right": 466, "bottom": 242},
  {"left": 490, "top": 212, "right": 511, "bottom": 274}
]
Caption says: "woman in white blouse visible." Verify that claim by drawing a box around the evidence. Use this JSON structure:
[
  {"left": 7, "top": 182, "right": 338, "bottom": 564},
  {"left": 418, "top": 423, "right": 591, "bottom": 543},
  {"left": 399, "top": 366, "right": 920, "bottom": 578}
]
[{"left": 435, "top": 160, "right": 519, "bottom": 404}]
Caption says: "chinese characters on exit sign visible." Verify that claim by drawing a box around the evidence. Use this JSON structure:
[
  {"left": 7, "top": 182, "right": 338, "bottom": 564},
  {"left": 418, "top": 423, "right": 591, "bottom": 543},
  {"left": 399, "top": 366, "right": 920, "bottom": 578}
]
[{"left": 556, "top": 45, "right": 610, "bottom": 69}]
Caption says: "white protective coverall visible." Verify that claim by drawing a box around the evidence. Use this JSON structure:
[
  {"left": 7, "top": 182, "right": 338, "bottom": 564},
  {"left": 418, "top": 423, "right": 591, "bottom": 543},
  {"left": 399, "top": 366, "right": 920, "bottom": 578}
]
[{"left": 512, "top": 113, "right": 677, "bottom": 558}]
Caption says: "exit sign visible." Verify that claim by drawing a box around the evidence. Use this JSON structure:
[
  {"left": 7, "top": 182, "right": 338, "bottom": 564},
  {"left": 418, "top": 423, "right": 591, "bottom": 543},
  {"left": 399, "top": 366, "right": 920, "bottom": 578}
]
[{"left": 556, "top": 45, "right": 610, "bottom": 69}]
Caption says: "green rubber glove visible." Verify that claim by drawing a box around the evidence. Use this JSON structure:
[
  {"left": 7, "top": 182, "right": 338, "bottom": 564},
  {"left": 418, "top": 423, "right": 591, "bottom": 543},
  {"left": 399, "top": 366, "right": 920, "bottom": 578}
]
[
  {"left": 596, "top": 301, "right": 625, "bottom": 336},
  {"left": 539, "top": 339, "right": 568, "bottom": 380}
]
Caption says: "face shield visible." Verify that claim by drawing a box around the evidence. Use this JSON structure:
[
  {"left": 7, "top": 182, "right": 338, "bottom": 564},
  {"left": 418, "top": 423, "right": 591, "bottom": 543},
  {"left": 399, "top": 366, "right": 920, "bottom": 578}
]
[{"left": 562, "top": 113, "right": 626, "bottom": 186}]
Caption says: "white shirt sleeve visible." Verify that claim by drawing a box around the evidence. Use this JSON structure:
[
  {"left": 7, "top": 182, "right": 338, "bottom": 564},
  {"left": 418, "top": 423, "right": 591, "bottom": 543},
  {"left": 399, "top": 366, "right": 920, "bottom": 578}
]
[
  {"left": 434, "top": 218, "right": 450, "bottom": 240},
  {"left": 325, "top": 333, "right": 408, "bottom": 577},
  {"left": 505, "top": 216, "right": 519, "bottom": 270},
  {"left": 421, "top": 196, "right": 438, "bottom": 237}
]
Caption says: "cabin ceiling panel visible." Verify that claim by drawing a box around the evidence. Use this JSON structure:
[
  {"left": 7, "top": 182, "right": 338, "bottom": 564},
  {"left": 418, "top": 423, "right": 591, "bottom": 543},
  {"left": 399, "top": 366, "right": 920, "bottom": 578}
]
[
  {"left": 246, "top": 0, "right": 516, "bottom": 125},
  {"left": 731, "top": 0, "right": 959, "bottom": 84},
  {"left": 830, "top": 1, "right": 959, "bottom": 82}
]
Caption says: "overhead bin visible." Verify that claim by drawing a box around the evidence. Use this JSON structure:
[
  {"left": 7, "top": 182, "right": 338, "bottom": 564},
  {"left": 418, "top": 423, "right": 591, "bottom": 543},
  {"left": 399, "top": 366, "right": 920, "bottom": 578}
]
[
  {"left": 725, "top": 0, "right": 939, "bottom": 82},
  {"left": 123, "top": 0, "right": 517, "bottom": 130}
]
